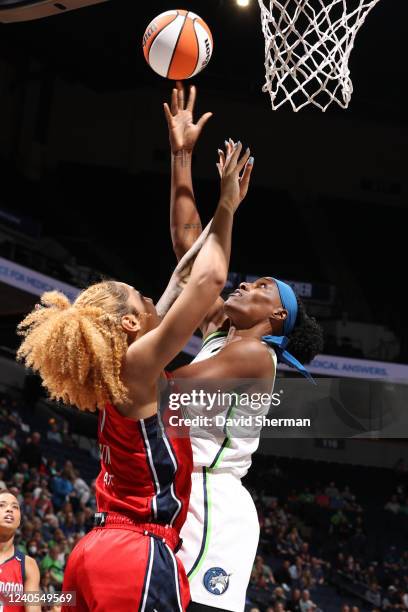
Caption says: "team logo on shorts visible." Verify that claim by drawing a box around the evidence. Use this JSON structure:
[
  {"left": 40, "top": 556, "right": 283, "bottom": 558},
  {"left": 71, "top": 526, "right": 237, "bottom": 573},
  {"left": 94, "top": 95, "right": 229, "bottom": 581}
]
[{"left": 203, "top": 567, "right": 230, "bottom": 595}]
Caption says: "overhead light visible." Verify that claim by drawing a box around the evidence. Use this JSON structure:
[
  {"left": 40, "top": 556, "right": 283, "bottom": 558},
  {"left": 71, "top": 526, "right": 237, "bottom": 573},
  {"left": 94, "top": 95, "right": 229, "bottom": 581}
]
[{"left": 236, "top": 0, "right": 250, "bottom": 7}]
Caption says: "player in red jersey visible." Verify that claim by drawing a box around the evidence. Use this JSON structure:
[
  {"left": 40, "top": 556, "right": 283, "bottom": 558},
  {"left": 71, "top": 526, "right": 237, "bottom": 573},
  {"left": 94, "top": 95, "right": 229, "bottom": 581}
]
[
  {"left": 0, "top": 490, "right": 40, "bottom": 612},
  {"left": 16, "top": 142, "right": 253, "bottom": 612}
]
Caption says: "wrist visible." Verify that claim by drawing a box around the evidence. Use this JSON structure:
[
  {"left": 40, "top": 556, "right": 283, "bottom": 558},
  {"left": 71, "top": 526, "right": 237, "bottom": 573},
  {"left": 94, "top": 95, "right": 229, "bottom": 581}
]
[
  {"left": 218, "top": 196, "right": 238, "bottom": 215},
  {"left": 218, "top": 195, "right": 237, "bottom": 213},
  {"left": 171, "top": 149, "right": 194, "bottom": 160}
]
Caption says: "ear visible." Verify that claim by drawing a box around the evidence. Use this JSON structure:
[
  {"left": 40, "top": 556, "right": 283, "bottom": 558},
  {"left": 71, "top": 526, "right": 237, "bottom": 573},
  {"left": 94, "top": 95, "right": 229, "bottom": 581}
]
[
  {"left": 268, "top": 308, "right": 288, "bottom": 334},
  {"left": 269, "top": 308, "right": 288, "bottom": 322},
  {"left": 120, "top": 314, "right": 141, "bottom": 334}
]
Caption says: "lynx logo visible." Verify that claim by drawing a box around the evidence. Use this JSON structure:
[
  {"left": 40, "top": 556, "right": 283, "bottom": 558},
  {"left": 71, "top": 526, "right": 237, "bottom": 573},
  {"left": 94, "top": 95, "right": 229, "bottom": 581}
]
[
  {"left": 203, "top": 567, "right": 230, "bottom": 595},
  {"left": 201, "top": 38, "right": 211, "bottom": 67},
  {"left": 143, "top": 22, "right": 158, "bottom": 47}
]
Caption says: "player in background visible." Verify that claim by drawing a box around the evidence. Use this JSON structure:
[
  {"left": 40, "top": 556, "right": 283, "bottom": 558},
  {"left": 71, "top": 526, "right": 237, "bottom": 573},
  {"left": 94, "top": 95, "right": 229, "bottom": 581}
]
[{"left": 0, "top": 489, "right": 40, "bottom": 612}]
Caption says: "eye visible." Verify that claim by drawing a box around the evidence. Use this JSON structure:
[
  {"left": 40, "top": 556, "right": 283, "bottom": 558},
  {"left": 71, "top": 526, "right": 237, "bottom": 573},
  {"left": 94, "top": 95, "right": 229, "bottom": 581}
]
[{"left": 259, "top": 282, "right": 267, "bottom": 288}]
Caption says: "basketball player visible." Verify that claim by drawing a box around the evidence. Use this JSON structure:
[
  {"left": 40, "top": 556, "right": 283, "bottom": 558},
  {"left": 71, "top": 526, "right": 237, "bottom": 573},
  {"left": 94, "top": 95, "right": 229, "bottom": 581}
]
[
  {"left": 163, "top": 83, "right": 323, "bottom": 612},
  {"left": 0, "top": 489, "right": 40, "bottom": 612},
  {"left": 16, "top": 141, "right": 252, "bottom": 612}
]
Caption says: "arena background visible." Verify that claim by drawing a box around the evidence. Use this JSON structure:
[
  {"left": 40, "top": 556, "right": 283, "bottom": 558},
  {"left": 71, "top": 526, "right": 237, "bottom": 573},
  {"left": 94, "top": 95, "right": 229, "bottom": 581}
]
[{"left": 0, "top": 1, "right": 407, "bottom": 610}]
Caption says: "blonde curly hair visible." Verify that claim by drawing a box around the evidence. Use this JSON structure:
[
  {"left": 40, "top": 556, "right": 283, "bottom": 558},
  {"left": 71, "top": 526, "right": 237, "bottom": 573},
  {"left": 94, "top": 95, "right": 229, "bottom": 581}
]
[{"left": 17, "top": 281, "right": 135, "bottom": 412}]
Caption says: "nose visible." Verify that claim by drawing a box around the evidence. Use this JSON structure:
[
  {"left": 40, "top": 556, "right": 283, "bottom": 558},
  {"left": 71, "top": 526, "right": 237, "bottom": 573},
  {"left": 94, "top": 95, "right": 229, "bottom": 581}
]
[{"left": 239, "top": 282, "right": 250, "bottom": 291}]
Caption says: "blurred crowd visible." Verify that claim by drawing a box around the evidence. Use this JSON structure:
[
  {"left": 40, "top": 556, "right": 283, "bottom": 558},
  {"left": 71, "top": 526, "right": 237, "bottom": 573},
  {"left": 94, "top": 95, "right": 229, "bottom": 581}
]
[
  {"left": 0, "top": 392, "right": 97, "bottom": 609},
  {"left": 245, "top": 464, "right": 408, "bottom": 612}
]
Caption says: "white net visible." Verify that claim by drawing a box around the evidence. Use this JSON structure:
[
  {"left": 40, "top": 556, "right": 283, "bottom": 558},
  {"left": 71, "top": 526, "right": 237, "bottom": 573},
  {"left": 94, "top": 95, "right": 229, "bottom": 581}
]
[{"left": 258, "top": 0, "right": 381, "bottom": 111}]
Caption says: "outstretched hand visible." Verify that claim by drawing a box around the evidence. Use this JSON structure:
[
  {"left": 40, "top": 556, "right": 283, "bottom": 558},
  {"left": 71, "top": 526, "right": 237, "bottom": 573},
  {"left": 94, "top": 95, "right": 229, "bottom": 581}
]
[
  {"left": 163, "top": 81, "right": 213, "bottom": 154},
  {"left": 217, "top": 138, "right": 254, "bottom": 206},
  {"left": 218, "top": 139, "right": 253, "bottom": 212}
]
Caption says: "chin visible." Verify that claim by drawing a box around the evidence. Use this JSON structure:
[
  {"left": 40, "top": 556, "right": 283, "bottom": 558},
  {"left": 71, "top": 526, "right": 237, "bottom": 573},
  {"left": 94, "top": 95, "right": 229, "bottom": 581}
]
[{"left": 223, "top": 302, "right": 236, "bottom": 319}]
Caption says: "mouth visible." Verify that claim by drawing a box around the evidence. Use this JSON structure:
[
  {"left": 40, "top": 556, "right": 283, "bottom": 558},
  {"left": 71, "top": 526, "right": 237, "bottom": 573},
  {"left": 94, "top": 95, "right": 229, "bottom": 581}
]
[
  {"left": 4, "top": 516, "right": 14, "bottom": 523},
  {"left": 227, "top": 289, "right": 242, "bottom": 298}
]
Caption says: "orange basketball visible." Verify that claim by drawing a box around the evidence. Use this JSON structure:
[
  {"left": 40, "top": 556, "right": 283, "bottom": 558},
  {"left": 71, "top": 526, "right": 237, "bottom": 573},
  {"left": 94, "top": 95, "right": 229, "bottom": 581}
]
[{"left": 143, "top": 9, "right": 213, "bottom": 80}]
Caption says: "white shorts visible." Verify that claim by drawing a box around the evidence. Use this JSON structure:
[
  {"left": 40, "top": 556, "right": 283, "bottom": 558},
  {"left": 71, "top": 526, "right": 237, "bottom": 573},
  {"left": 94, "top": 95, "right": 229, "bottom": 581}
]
[{"left": 178, "top": 468, "right": 259, "bottom": 612}]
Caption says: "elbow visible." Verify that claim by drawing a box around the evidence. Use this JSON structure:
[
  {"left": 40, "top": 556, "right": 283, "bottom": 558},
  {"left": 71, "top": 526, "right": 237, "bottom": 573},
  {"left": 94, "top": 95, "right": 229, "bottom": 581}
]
[
  {"left": 171, "top": 229, "right": 188, "bottom": 261},
  {"left": 195, "top": 270, "right": 226, "bottom": 293},
  {"left": 172, "top": 239, "right": 186, "bottom": 262}
]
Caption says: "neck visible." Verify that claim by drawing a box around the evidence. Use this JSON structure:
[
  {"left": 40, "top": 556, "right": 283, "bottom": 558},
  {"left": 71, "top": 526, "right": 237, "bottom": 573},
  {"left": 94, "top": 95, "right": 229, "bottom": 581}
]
[
  {"left": 222, "top": 319, "right": 284, "bottom": 342},
  {"left": 234, "top": 320, "right": 273, "bottom": 340},
  {"left": 0, "top": 533, "right": 15, "bottom": 558}
]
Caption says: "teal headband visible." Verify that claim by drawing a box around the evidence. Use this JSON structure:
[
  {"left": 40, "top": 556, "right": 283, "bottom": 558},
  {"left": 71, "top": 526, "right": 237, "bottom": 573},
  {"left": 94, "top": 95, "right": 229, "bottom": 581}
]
[
  {"left": 263, "top": 278, "right": 315, "bottom": 384},
  {"left": 272, "top": 277, "right": 298, "bottom": 336}
]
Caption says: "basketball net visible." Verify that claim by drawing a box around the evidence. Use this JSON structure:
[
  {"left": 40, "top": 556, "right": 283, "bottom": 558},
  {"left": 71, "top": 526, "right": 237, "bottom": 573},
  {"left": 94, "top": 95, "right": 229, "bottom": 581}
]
[{"left": 258, "top": 0, "right": 381, "bottom": 111}]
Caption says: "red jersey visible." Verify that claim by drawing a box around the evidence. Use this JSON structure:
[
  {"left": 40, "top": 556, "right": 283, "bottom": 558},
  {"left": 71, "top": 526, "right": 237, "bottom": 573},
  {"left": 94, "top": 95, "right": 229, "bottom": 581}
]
[
  {"left": 0, "top": 549, "right": 25, "bottom": 612},
  {"left": 95, "top": 396, "right": 192, "bottom": 534}
]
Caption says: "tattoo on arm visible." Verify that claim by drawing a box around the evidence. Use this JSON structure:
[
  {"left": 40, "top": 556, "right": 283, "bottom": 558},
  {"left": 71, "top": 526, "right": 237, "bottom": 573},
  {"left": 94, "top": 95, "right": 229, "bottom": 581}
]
[{"left": 183, "top": 223, "right": 201, "bottom": 230}]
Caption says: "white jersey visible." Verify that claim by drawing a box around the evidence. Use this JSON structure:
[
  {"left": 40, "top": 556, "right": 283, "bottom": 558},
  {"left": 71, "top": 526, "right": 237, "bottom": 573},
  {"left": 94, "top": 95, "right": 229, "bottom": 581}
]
[
  {"left": 188, "top": 330, "right": 277, "bottom": 479},
  {"left": 178, "top": 331, "right": 277, "bottom": 611}
]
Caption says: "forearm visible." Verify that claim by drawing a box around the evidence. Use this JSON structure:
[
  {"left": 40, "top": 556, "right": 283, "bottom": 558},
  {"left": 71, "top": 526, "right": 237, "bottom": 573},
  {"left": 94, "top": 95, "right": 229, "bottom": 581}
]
[
  {"left": 190, "top": 197, "right": 234, "bottom": 288},
  {"left": 170, "top": 150, "right": 202, "bottom": 260},
  {"left": 156, "top": 220, "right": 212, "bottom": 317}
]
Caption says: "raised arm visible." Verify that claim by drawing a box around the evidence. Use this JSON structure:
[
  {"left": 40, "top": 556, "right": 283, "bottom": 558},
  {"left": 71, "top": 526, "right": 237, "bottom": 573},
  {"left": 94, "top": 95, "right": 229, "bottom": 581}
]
[
  {"left": 156, "top": 138, "right": 255, "bottom": 337},
  {"left": 125, "top": 143, "right": 251, "bottom": 381},
  {"left": 155, "top": 219, "right": 212, "bottom": 318},
  {"left": 164, "top": 82, "right": 212, "bottom": 260}
]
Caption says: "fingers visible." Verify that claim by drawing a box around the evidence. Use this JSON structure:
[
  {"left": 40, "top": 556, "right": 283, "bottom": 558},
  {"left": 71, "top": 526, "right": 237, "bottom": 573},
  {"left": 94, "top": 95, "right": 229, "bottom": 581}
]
[
  {"left": 216, "top": 149, "right": 225, "bottom": 178},
  {"left": 219, "top": 139, "right": 247, "bottom": 174},
  {"left": 197, "top": 111, "right": 213, "bottom": 131},
  {"left": 171, "top": 88, "right": 178, "bottom": 115},
  {"left": 222, "top": 140, "right": 235, "bottom": 171},
  {"left": 225, "top": 141, "right": 243, "bottom": 172},
  {"left": 241, "top": 156, "right": 254, "bottom": 181},
  {"left": 177, "top": 83, "right": 185, "bottom": 111},
  {"left": 236, "top": 147, "right": 251, "bottom": 174},
  {"left": 163, "top": 102, "right": 173, "bottom": 123},
  {"left": 223, "top": 139, "right": 233, "bottom": 162},
  {"left": 186, "top": 84, "right": 196, "bottom": 112},
  {"left": 239, "top": 156, "right": 254, "bottom": 193},
  {"left": 218, "top": 148, "right": 225, "bottom": 167}
]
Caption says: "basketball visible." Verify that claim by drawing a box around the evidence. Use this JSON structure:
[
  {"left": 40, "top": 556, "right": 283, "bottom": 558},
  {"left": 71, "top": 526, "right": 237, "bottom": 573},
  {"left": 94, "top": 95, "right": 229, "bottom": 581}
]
[{"left": 143, "top": 10, "right": 213, "bottom": 80}]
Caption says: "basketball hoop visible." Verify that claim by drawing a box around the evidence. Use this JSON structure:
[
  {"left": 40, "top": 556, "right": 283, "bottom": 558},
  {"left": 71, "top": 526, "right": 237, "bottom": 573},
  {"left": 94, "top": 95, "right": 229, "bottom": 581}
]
[{"left": 258, "top": 0, "right": 381, "bottom": 111}]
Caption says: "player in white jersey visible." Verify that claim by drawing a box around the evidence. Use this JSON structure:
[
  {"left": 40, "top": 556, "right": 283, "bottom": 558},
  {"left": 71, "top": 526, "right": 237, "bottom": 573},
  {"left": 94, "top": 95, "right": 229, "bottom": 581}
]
[{"left": 163, "top": 83, "right": 323, "bottom": 612}]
